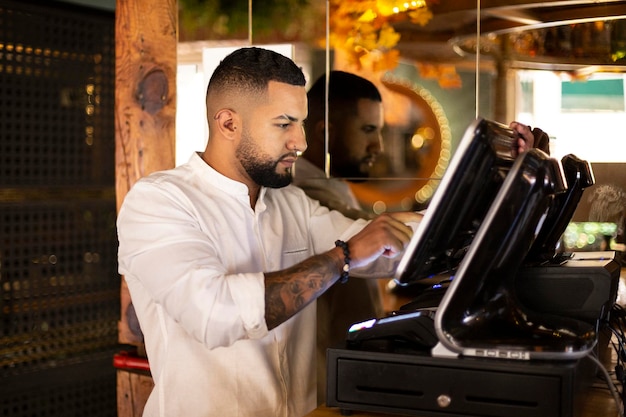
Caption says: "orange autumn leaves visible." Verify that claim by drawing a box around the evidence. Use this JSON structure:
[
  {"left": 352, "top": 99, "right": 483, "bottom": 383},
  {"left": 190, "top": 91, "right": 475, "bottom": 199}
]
[
  {"left": 324, "top": 0, "right": 460, "bottom": 88},
  {"left": 326, "top": 0, "right": 433, "bottom": 71}
]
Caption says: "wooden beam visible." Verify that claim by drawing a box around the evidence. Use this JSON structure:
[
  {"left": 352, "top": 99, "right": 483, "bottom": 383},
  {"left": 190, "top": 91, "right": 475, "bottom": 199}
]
[
  {"left": 115, "top": 0, "right": 178, "bottom": 345},
  {"left": 115, "top": 0, "right": 178, "bottom": 213},
  {"left": 117, "top": 370, "right": 155, "bottom": 417}
]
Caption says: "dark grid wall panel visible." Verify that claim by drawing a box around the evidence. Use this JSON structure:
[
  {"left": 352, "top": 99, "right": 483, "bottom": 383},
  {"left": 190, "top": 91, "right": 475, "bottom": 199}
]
[
  {"left": 0, "top": 0, "right": 115, "bottom": 187},
  {"left": 0, "top": 1, "right": 118, "bottom": 416}
]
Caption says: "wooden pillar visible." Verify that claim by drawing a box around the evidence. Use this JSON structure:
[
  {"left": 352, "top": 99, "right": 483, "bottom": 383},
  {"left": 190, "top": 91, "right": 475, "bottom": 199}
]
[
  {"left": 116, "top": 370, "right": 155, "bottom": 417},
  {"left": 493, "top": 34, "right": 515, "bottom": 124},
  {"left": 115, "top": 0, "right": 177, "bottom": 415},
  {"left": 115, "top": 0, "right": 178, "bottom": 345}
]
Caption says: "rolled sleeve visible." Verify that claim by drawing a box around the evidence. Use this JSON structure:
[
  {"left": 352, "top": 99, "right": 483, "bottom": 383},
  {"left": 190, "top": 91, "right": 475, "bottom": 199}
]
[{"left": 228, "top": 272, "right": 268, "bottom": 339}]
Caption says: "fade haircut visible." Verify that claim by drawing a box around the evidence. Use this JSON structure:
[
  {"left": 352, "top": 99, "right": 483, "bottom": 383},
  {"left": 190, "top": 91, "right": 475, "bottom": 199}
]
[
  {"left": 207, "top": 47, "right": 306, "bottom": 101},
  {"left": 306, "top": 71, "right": 382, "bottom": 123}
]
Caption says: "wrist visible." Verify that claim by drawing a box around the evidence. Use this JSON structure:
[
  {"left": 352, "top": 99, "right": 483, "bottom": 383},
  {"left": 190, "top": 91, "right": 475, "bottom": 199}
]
[{"left": 334, "top": 240, "right": 350, "bottom": 284}]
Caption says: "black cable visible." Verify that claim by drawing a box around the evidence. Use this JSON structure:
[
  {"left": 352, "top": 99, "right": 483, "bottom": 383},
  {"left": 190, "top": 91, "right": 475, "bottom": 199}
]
[{"left": 602, "top": 304, "right": 626, "bottom": 413}]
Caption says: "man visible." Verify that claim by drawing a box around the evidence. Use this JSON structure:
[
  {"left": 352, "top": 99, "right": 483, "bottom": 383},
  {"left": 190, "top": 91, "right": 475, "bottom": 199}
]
[
  {"left": 293, "top": 71, "right": 387, "bottom": 404},
  {"left": 117, "top": 47, "right": 421, "bottom": 417}
]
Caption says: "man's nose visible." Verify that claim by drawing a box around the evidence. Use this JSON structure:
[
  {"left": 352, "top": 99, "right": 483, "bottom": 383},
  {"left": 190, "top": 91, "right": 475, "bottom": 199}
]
[
  {"left": 290, "top": 127, "right": 308, "bottom": 154},
  {"left": 368, "top": 135, "right": 383, "bottom": 154}
]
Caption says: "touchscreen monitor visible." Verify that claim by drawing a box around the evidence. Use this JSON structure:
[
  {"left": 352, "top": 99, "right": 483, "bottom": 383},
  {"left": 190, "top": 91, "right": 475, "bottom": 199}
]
[
  {"left": 395, "top": 117, "right": 518, "bottom": 286},
  {"left": 435, "top": 149, "right": 597, "bottom": 360}
]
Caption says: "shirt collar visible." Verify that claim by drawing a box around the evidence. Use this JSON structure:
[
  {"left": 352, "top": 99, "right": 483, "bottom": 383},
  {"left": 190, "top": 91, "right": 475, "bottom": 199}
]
[
  {"left": 189, "top": 152, "right": 248, "bottom": 195},
  {"left": 188, "top": 152, "right": 268, "bottom": 210}
]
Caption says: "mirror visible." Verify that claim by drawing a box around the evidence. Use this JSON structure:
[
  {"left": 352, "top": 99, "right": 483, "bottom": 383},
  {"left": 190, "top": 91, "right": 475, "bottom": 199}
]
[{"left": 175, "top": 1, "right": 626, "bottom": 246}]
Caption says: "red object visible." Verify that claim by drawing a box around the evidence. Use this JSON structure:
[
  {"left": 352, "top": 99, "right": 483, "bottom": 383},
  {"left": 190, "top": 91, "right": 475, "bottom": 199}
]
[{"left": 113, "top": 351, "right": 151, "bottom": 372}]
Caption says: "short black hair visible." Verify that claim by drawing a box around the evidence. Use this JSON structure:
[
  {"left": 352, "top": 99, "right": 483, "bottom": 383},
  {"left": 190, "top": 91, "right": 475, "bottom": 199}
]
[
  {"left": 208, "top": 47, "right": 306, "bottom": 97},
  {"left": 307, "top": 71, "right": 382, "bottom": 121}
]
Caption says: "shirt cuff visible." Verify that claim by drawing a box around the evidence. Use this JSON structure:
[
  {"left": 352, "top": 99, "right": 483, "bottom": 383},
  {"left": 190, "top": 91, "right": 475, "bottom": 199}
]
[{"left": 228, "top": 272, "right": 269, "bottom": 339}]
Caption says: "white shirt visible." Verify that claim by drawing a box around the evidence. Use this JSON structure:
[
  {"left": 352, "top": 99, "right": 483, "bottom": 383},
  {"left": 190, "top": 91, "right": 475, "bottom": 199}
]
[
  {"left": 293, "top": 158, "right": 373, "bottom": 220},
  {"left": 117, "top": 153, "right": 394, "bottom": 417}
]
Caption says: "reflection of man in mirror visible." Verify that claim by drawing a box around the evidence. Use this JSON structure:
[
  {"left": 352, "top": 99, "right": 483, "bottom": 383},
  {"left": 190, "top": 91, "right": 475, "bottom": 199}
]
[
  {"left": 295, "top": 71, "right": 384, "bottom": 220},
  {"left": 293, "top": 71, "right": 385, "bottom": 405}
]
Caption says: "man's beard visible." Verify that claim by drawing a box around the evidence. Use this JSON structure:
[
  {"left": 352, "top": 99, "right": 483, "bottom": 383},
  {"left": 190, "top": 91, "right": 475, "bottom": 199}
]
[
  {"left": 332, "top": 156, "right": 373, "bottom": 182},
  {"left": 236, "top": 128, "right": 294, "bottom": 188}
]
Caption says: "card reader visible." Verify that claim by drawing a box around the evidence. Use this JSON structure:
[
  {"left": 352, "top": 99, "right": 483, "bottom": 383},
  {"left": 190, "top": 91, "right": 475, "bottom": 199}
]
[{"left": 345, "top": 309, "right": 438, "bottom": 350}]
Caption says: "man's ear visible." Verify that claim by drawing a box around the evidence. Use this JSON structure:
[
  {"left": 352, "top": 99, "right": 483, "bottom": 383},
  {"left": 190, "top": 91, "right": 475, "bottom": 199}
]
[{"left": 213, "top": 108, "right": 240, "bottom": 139}]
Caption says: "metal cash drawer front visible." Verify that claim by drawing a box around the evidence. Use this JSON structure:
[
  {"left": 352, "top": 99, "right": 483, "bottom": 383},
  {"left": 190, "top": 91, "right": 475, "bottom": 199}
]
[{"left": 335, "top": 357, "right": 563, "bottom": 417}]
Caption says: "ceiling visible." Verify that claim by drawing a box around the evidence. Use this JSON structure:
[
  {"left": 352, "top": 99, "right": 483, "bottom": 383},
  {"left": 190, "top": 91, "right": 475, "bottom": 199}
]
[
  {"left": 53, "top": 0, "right": 626, "bottom": 72},
  {"left": 394, "top": 0, "right": 626, "bottom": 70}
]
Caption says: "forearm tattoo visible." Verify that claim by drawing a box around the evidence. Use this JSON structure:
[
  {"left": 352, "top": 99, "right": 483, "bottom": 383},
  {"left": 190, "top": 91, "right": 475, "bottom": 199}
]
[{"left": 264, "top": 252, "right": 338, "bottom": 330}]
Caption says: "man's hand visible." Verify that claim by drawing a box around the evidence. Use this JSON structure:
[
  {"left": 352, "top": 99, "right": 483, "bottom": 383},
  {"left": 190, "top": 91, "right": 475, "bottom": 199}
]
[
  {"left": 264, "top": 211, "right": 422, "bottom": 330},
  {"left": 346, "top": 212, "right": 422, "bottom": 268},
  {"left": 509, "top": 121, "right": 534, "bottom": 156}
]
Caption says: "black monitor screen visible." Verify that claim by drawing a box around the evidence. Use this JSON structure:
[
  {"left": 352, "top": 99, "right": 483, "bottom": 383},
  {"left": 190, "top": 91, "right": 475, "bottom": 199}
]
[
  {"left": 524, "top": 153, "right": 595, "bottom": 263},
  {"left": 395, "top": 117, "right": 519, "bottom": 286}
]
